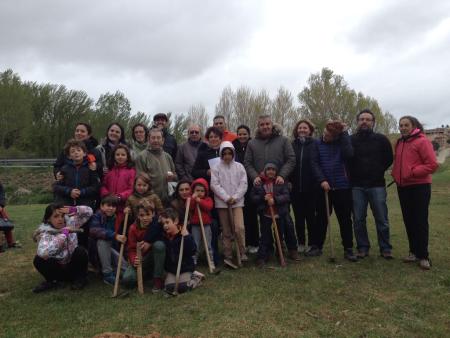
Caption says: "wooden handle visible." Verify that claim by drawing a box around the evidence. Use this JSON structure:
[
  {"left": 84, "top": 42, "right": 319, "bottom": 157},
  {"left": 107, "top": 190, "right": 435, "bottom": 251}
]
[
  {"left": 269, "top": 206, "right": 286, "bottom": 267},
  {"left": 174, "top": 197, "right": 191, "bottom": 294},
  {"left": 198, "top": 204, "right": 214, "bottom": 273},
  {"left": 136, "top": 243, "right": 144, "bottom": 295},
  {"left": 113, "top": 211, "right": 129, "bottom": 297},
  {"left": 228, "top": 205, "right": 241, "bottom": 267}
]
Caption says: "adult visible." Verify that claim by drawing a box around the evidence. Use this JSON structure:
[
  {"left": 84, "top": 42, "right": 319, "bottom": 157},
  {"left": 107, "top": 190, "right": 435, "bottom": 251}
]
[
  {"left": 232, "top": 124, "right": 259, "bottom": 253},
  {"left": 135, "top": 128, "right": 177, "bottom": 205},
  {"left": 175, "top": 124, "right": 205, "bottom": 181},
  {"left": 53, "top": 122, "right": 102, "bottom": 179},
  {"left": 244, "top": 115, "right": 299, "bottom": 260},
  {"left": 130, "top": 123, "right": 149, "bottom": 159},
  {"left": 169, "top": 180, "right": 192, "bottom": 222},
  {"left": 213, "top": 115, "right": 237, "bottom": 142},
  {"left": 392, "top": 116, "right": 438, "bottom": 270},
  {"left": 290, "top": 119, "right": 321, "bottom": 255},
  {"left": 348, "top": 109, "right": 394, "bottom": 259},
  {"left": 192, "top": 127, "right": 223, "bottom": 183},
  {"left": 153, "top": 113, "right": 177, "bottom": 159},
  {"left": 96, "top": 122, "right": 127, "bottom": 175},
  {"left": 312, "top": 121, "right": 357, "bottom": 262}
]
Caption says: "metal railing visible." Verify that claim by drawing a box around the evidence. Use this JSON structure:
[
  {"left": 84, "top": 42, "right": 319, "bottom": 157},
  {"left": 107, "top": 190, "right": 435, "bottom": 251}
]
[{"left": 0, "top": 158, "right": 55, "bottom": 168}]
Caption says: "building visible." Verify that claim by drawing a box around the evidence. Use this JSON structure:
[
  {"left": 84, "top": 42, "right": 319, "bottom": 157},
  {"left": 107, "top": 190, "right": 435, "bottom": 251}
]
[{"left": 424, "top": 126, "right": 450, "bottom": 149}]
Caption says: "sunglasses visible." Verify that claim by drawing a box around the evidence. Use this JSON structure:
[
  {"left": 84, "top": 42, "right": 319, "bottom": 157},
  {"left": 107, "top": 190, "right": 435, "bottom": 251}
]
[{"left": 189, "top": 131, "right": 200, "bottom": 134}]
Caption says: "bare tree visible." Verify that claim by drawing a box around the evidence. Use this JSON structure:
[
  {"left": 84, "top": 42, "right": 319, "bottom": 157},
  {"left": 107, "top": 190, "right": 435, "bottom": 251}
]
[{"left": 187, "top": 103, "right": 210, "bottom": 133}]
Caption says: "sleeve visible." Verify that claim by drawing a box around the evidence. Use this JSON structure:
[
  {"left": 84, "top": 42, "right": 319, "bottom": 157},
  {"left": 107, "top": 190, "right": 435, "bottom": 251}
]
[
  {"left": 171, "top": 139, "right": 178, "bottom": 160},
  {"left": 80, "top": 169, "right": 100, "bottom": 198},
  {"left": 37, "top": 233, "right": 67, "bottom": 258},
  {"left": 0, "top": 182, "right": 5, "bottom": 207},
  {"left": 72, "top": 206, "right": 93, "bottom": 228},
  {"left": 135, "top": 153, "right": 147, "bottom": 175},
  {"left": 381, "top": 135, "right": 394, "bottom": 171},
  {"left": 175, "top": 145, "right": 188, "bottom": 180},
  {"left": 127, "top": 226, "right": 138, "bottom": 263},
  {"left": 311, "top": 142, "right": 326, "bottom": 183},
  {"left": 88, "top": 214, "right": 113, "bottom": 240},
  {"left": 168, "top": 155, "right": 177, "bottom": 181},
  {"left": 412, "top": 139, "right": 439, "bottom": 177},
  {"left": 278, "top": 139, "right": 296, "bottom": 179},
  {"left": 198, "top": 197, "right": 214, "bottom": 212},
  {"left": 250, "top": 185, "right": 265, "bottom": 205},
  {"left": 231, "top": 165, "right": 248, "bottom": 200},
  {"left": 118, "top": 168, "right": 136, "bottom": 201},
  {"left": 53, "top": 180, "right": 72, "bottom": 198},
  {"left": 244, "top": 143, "right": 259, "bottom": 182},
  {"left": 183, "top": 234, "right": 197, "bottom": 257},
  {"left": 274, "top": 184, "right": 291, "bottom": 205},
  {"left": 210, "top": 168, "right": 230, "bottom": 203},
  {"left": 339, "top": 132, "right": 354, "bottom": 160},
  {"left": 53, "top": 151, "right": 66, "bottom": 179},
  {"left": 100, "top": 172, "right": 111, "bottom": 197}
]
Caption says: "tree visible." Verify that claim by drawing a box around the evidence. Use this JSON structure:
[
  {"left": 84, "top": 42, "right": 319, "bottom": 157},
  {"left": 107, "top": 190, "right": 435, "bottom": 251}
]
[
  {"left": 215, "top": 87, "right": 234, "bottom": 128},
  {"left": 271, "top": 87, "right": 298, "bottom": 136},
  {"left": 187, "top": 104, "right": 209, "bottom": 134}
]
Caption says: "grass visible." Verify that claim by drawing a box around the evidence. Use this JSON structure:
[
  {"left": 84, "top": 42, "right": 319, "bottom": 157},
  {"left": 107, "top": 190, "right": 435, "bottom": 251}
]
[{"left": 0, "top": 164, "right": 449, "bottom": 337}]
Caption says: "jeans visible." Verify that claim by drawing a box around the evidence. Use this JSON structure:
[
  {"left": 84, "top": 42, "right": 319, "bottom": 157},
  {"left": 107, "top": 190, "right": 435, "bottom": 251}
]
[
  {"left": 191, "top": 224, "right": 213, "bottom": 266},
  {"left": 352, "top": 187, "right": 392, "bottom": 254}
]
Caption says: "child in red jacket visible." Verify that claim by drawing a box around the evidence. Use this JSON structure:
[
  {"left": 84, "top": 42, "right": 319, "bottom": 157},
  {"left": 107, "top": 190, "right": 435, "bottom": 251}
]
[{"left": 189, "top": 178, "right": 215, "bottom": 270}]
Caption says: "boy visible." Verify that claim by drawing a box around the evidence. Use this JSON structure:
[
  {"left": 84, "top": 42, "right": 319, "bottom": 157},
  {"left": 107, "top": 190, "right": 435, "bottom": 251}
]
[
  {"left": 210, "top": 141, "right": 248, "bottom": 265},
  {"left": 160, "top": 208, "right": 203, "bottom": 294},
  {"left": 88, "top": 195, "right": 127, "bottom": 285},
  {"left": 122, "top": 201, "right": 166, "bottom": 293},
  {"left": 251, "top": 162, "right": 299, "bottom": 267}
]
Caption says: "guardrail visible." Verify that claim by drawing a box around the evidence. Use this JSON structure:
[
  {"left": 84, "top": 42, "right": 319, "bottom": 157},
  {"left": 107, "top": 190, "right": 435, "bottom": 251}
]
[{"left": 0, "top": 158, "right": 55, "bottom": 168}]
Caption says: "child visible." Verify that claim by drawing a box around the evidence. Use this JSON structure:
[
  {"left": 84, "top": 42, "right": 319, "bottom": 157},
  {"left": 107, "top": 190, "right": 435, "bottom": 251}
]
[
  {"left": 0, "top": 182, "right": 20, "bottom": 251},
  {"left": 32, "top": 203, "right": 93, "bottom": 293},
  {"left": 210, "top": 141, "right": 248, "bottom": 264},
  {"left": 251, "top": 162, "right": 299, "bottom": 267},
  {"left": 160, "top": 208, "right": 203, "bottom": 294},
  {"left": 88, "top": 195, "right": 127, "bottom": 285},
  {"left": 189, "top": 178, "right": 215, "bottom": 270},
  {"left": 125, "top": 173, "right": 164, "bottom": 223},
  {"left": 122, "top": 201, "right": 166, "bottom": 293},
  {"left": 100, "top": 144, "right": 136, "bottom": 226}
]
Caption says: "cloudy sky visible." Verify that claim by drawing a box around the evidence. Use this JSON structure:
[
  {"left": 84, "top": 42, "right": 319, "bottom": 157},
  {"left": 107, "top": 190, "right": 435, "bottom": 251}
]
[{"left": 1, "top": 0, "right": 449, "bottom": 127}]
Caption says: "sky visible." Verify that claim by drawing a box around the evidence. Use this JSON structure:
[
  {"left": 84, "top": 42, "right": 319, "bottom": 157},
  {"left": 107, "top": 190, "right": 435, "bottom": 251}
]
[{"left": 1, "top": 0, "right": 449, "bottom": 127}]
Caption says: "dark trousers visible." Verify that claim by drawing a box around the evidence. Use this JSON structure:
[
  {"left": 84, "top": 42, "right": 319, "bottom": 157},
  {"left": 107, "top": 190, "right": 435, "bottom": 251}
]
[
  {"left": 243, "top": 194, "right": 259, "bottom": 247},
  {"left": 33, "top": 247, "right": 88, "bottom": 282},
  {"left": 315, "top": 189, "right": 354, "bottom": 250},
  {"left": 211, "top": 208, "right": 220, "bottom": 266},
  {"left": 292, "top": 190, "right": 318, "bottom": 246},
  {"left": 397, "top": 184, "right": 431, "bottom": 259}
]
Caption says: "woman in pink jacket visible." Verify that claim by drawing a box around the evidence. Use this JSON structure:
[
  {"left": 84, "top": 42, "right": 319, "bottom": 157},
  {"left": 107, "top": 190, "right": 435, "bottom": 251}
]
[
  {"left": 392, "top": 116, "right": 438, "bottom": 270},
  {"left": 100, "top": 144, "right": 136, "bottom": 230}
]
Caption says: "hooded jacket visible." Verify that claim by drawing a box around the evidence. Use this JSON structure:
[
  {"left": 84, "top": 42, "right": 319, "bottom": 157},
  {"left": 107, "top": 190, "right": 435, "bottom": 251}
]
[
  {"left": 250, "top": 173, "right": 291, "bottom": 216},
  {"left": 392, "top": 129, "right": 438, "bottom": 187},
  {"left": 244, "top": 124, "right": 296, "bottom": 182},
  {"left": 100, "top": 164, "right": 136, "bottom": 210},
  {"left": 210, "top": 141, "right": 248, "bottom": 208},
  {"left": 189, "top": 178, "right": 214, "bottom": 225}
]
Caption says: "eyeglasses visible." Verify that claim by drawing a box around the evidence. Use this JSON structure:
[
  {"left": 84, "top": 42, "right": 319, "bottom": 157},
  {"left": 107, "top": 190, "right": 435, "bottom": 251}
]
[{"left": 189, "top": 131, "right": 200, "bottom": 134}]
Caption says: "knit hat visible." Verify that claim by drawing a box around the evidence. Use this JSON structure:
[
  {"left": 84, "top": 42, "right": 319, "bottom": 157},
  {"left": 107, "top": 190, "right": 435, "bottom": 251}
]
[{"left": 264, "top": 162, "right": 278, "bottom": 173}]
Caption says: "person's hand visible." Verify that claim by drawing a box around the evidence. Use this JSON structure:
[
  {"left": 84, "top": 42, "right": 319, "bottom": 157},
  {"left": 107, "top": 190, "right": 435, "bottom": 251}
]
[
  {"left": 56, "top": 172, "right": 64, "bottom": 181},
  {"left": 140, "top": 241, "right": 151, "bottom": 254},
  {"left": 268, "top": 198, "right": 275, "bottom": 206},
  {"left": 253, "top": 176, "right": 262, "bottom": 186},
  {"left": 321, "top": 181, "right": 331, "bottom": 192},
  {"left": 181, "top": 227, "right": 189, "bottom": 236},
  {"left": 70, "top": 189, "right": 81, "bottom": 199},
  {"left": 167, "top": 171, "right": 175, "bottom": 181},
  {"left": 116, "top": 234, "right": 127, "bottom": 244},
  {"left": 133, "top": 256, "right": 141, "bottom": 267},
  {"left": 88, "top": 162, "right": 97, "bottom": 171},
  {"left": 275, "top": 176, "right": 285, "bottom": 185},
  {"left": 123, "top": 206, "right": 131, "bottom": 215},
  {"left": 207, "top": 169, "right": 211, "bottom": 177},
  {"left": 227, "top": 198, "right": 235, "bottom": 205},
  {"left": 264, "top": 194, "right": 272, "bottom": 201}
]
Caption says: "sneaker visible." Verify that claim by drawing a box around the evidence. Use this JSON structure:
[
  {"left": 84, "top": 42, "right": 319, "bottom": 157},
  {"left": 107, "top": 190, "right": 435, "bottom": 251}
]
[
  {"left": 255, "top": 258, "right": 265, "bottom": 268},
  {"left": 356, "top": 251, "right": 369, "bottom": 259},
  {"left": 288, "top": 249, "right": 301, "bottom": 261},
  {"left": 70, "top": 277, "right": 87, "bottom": 290},
  {"left": 297, "top": 245, "right": 306, "bottom": 253},
  {"left": 240, "top": 254, "right": 249, "bottom": 262},
  {"left": 152, "top": 277, "right": 163, "bottom": 293},
  {"left": 403, "top": 253, "right": 418, "bottom": 263},
  {"left": 380, "top": 251, "right": 393, "bottom": 260},
  {"left": 344, "top": 249, "right": 358, "bottom": 262},
  {"left": 419, "top": 259, "right": 431, "bottom": 270},
  {"left": 103, "top": 272, "right": 116, "bottom": 286},
  {"left": 247, "top": 246, "right": 259, "bottom": 254},
  {"left": 304, "top": 246, "right": 322, "bottom": 257},
  {"left": 32, "top": 280, "right": 60, "bottom": 293}
]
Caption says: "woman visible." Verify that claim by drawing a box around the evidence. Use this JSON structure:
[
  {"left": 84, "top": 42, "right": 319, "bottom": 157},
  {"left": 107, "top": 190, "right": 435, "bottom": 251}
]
[
  {"left": 290, "top": 119, "right": 321, "bottom": 255},
  {"left": 130, "top": 123, "right": 148, "bottom": 159},
  {"left": 392, "top": 116, "right": 438, "bottom": 270},
  {"left": 53, "top": 122, "right": 102, "bottom": 179},
  {"left": 96, "top": 122, "right": 127, "bottom": 175},
  {"left": 232, "top": 125, "right": 259, "bottom": 254},
  {"left": 170, "top": 180, "right": 192, "bottom": 222}
]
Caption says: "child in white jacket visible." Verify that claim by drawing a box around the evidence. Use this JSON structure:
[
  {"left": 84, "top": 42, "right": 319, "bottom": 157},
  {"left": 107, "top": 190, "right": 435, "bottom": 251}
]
[{"left": 210, "top": 141, "right": 248, "bottom": 263}]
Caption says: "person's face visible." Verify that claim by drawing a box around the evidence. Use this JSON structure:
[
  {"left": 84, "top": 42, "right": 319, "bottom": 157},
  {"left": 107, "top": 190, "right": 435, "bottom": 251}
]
[
  {"left": 49, "top": 209, "right": 65, "bottom": 229},
  {"left": 399, "top": 118, "right": 414, "bottom": 136},
  {"left": 134, "top": 126, "right": 146, "bottom": 143},
  {"left": 258, "top": 118, "right": 273, "bottom": 138},
  {"left": 69, "top": 146, "right": 85, "bottom": 163},
  {"left": 208, "top": 132, "right": 222, "bottom": 148},
  {"left": 162, "top": 217, "right": 179, "bottom": 236},
  {"left": 297, "top": 122, "right": 312, "bottom": 137},
  {"left": 138, "top": 209, "right": 154, "bottom": 227},
  {"left": 213, "top": 118, "right": 225, "bottom": 132},
  {"left": 237, "top": 128, "right": 250, "bottom": 143},
  {"left": 357, "top": 113, "right": 375, "bottom": 131},
  {"left": 178, "top": 183, "right": 191, "bottom": 200},
  {"left": 154, "top": 117, "right": 167, "bottom": 129},
  {"left": 114, "top": 148, "right": 128, "bottom": 165},
  {"left": 322, "top": 128, "right": 333, "bottom": 143},
  {"left": 193, "top": 185, "right": 206, "bottom": 199},
  {"left": 135, "top": 178, "right": 150, "bottom": 194},
  {"left": 149, "top": 131, "right": 164, "bottom": 149},
  {"left": 74, "top": 124, "right": 89, "bottom": 141},
  {"left": 188, "top": 127, "right": 201, "bottom": 142},
  {"left": 108, "top": 124, "right": 122, "bottom": 144},
  {"left": 222, "top": 149, "right": 233, "bottom": 164},
  {"left": 265, "top": 167, "right": 277, "bottom": 179},
  {"left": 100, "top": 203, "right": 116, "bottom": 217}
]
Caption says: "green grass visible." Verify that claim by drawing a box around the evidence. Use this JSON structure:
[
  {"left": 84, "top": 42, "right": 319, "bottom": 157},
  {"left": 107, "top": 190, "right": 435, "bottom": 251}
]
[{"left": 0, "top": 168, "right": 449, "bottom": 337}]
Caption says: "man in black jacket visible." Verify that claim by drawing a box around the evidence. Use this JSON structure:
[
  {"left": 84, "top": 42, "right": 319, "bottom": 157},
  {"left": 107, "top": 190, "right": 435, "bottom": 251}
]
[
  {"left": 153, "top": 113, "right": 178, "bottom": 160},
  {"left": 348, "top": 109, "right": 393, "bottom": 259}
]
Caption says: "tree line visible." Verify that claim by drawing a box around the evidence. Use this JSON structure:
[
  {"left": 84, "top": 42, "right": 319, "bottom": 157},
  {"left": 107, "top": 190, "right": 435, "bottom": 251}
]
[{"left": 0, "top": 67, "right": 397, "bottom": 158}]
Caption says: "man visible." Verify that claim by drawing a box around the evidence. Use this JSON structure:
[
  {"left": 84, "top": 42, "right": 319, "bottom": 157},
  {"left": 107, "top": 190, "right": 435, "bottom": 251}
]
[
  {"left": 244, "top": 115, "right": 299, "bottom": 263},
  {"left": 213, "top": 115, "right": 237, "bottom": 142},
  {"left": 348, "top": 109, "right": 393, "bottom": 259},
  {"left": 175, "top": 124, "right": 205, "bottom": 181},
  {"left": 135, "top": 128, "right": 177, "bottom": 205},
  {"left": 153, "top": 113, "right": 178, "bottom": 159}
]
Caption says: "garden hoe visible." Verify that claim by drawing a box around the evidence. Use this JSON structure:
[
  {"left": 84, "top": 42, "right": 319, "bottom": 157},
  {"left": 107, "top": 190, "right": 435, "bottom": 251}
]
[
  {"left": 269, "top": 205, "right": 287, "bottom": 267},
  {"left": 112, "top": 211, "right": 130, "bottom": 298},
  {"left": 198, "top": 205, "right": 221, "bottom": 275},
  {"left": 224, "top": 205, "right": 242, "bottom": 269},
  {"left": 136, "top": 243, "right": 144, "bottom": 295},
  {"left": 325, "top": 191, "right": 336, "bottom": 263}
]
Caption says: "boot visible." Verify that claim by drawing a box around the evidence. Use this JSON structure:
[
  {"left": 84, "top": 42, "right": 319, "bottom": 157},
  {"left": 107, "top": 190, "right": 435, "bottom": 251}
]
[{"left": 288, "top": 249, "right": 301, "bottom": 261}]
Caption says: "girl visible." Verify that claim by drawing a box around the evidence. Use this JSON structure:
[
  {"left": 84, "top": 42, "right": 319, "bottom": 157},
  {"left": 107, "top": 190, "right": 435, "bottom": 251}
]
[
  {"left": 392, "top": 116, "right": 438, "bottom": 270},
  {"left": 125, "top": 173, "right": 164, "bottom": 222},
  {"left": 97, "top": 122, "right": 128, "bottom": 175},
  {"left": 32, "top": 204, "right": 93, "bottom": 293},
  {"left": 169, "top": 180, "right": 192, "bottom": 222}
]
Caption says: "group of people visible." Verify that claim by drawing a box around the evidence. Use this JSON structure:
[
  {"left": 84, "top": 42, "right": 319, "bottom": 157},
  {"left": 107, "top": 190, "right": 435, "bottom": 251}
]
[{"left": 24, "top": 110, "right": 438, "bottom": 295}]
